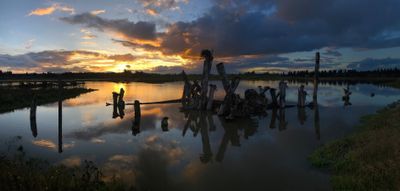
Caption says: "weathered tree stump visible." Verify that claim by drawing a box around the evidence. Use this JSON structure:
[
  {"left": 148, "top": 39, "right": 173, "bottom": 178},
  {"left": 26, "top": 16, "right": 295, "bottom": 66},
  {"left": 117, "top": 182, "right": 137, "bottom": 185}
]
[
  {"left": 343, "top": 84, "right": 352, "bottom": 106},
  {"left": 112, "top": 92, "right": 119, "bottom": 118},
  {"left": 118, "top": 88, "right": 125, "bottom": 107},
  {"left": 278, "top": 81, "right": 288, "bottom": 108},
  {"left": 297, "top": 85, "right": 307, "bottom": 107}
]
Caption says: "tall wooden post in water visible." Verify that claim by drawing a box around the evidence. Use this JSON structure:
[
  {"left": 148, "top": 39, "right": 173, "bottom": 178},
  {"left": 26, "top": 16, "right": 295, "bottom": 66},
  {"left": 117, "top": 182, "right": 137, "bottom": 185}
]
[
  {"left": 313, "top": 52, "right": 320, "bottom": 103},
  {"left": 313, "top": 52, "right": 320, "bottom": 140},
  {"left": 58, "top": 80, "right": 63, "bottom": 153},
  {"left": 199, "top": 50, "right": 214, "bottom": 110}
]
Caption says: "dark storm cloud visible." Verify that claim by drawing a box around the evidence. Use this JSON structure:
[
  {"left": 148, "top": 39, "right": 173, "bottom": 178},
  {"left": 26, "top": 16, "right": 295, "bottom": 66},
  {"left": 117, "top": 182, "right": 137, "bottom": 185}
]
[
  {"left": 347, "top": 57, "right": 400, "bottom": 71},
  {"left": 158, "top": 0, "right": 400, "bottom": 57},
  {"left": 323, "top": 48, "right": 342, "bottom": 57},
  {"left": 111, "top": 39, "right": 159, "bottom": 51},
  {"left": 0, "top": 50, "right": 137, "bottom": 72},
  {"left": 60, "top": 13, "right": 157, "bottom": 40}
]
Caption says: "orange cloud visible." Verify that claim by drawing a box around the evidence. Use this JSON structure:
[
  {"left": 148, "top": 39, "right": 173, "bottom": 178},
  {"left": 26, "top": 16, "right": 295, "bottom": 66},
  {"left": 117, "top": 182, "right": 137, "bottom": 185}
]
[
  {"left": 146, "top": 8, "right": 158, "bottom": 16},
  {"left": 90, "top": 9, "right": 106, "bottom": 15},
  {"left": 28, "top": 3, "right": 75, "bottom": 16}
]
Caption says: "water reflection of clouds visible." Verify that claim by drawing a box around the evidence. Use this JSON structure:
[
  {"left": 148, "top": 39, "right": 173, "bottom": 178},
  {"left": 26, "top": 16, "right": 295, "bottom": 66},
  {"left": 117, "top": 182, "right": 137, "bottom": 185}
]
[
  {"left": 65, "top": 104, "right": 183, "bottom": 141},
  {"left": 101, "top": 134, "right": 185, "bottom": 188},
  {"left": 32, "top": 139, "right": 75, "bottom": 150}
]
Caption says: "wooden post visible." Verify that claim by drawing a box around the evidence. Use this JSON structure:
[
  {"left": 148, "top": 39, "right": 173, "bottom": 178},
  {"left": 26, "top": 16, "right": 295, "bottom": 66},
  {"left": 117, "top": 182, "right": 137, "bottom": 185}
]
[
  {"left": 313, "top": 52, "right": 320, "bottom": 106},
  {"left": 58, "top": 80, "right": 63, "bottom": 153},
  {"left": 118, "top": 88, "right": 125, "bottom": 106},
  {"left": 206, "top": 84, "right": 217, "bottom": 110},
  {"left": 216, "top": 63, "right": 230, "bottom": 93},
  {"left": 198, "top": 50, "right": 213, "bottom": 110},
  {"left": 217, "top": 76, "right": 240, "bottom": 116},
  {"left": 297, "top": 85, "right": 307, "bottom": 107},
  {"left": 30, "top": 96, "right": 37, "bottom": 137},
  {"left": 181, "top": 71, "right": 192, "bottom": 108},
  {"left": 134, "top": 100, "right": 141, "bottom": 126},
  {"left": 278, "top": 81, "right": 288, "bottom": 108},
  {"left": 112, "top": 92, "right": 119, "bottom": 118},
  {"left": 313, "top": 52, "right": 320, "bottom": 140}
]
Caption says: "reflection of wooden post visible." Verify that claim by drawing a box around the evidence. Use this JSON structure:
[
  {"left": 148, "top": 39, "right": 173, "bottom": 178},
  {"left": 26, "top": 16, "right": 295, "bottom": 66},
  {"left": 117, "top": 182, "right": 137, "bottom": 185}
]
[
  {"left": 269, "top": 108, "right": 277, "bottom": 129},
  {"left": 58, "top": 80, "right": 63, "bottom": 153},
  {"left": 297, "top": 107, "right": 306, "bottom": 125},
  {"left": 278, "top": 108, "right": 287, "bottom": 131},
  {"left": 207, "top": 113, "right": 216, "bottom": 131},
  {"left": 199, "top": 50, "right": 213, "bottom": 110},
  {"left": 199, "top": 112, "right": 212, "bottom": 163},
  {"left": 134, "top": 100, "right": 141, "bottom": 126},
  {"left": 30, "top": 96, "right": 37, "bottom": 137},
  {"left": 270, "top": 88, "right": 278, "bottom": 107},
  {"left": 132, "top": 100, "right": 141, "bottom": 136},
  {"left": 207, "top": 84, "right": 217, "bottom": 110},
  {"left": 314, "top": 103, "right": 320, "bottom": 140}
]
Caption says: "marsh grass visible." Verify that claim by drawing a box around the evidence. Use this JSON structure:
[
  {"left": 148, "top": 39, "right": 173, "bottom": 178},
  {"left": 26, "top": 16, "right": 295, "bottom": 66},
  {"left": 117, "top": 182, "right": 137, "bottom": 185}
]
[
  {"left": 0, "top": 87, "right": 95, "bottom": 114},
  {"left": 0, "top": 140, "right": 133, "bottom": 191},
  {"left": 309, "top": 101, "right": 400, "bottom": 190}
]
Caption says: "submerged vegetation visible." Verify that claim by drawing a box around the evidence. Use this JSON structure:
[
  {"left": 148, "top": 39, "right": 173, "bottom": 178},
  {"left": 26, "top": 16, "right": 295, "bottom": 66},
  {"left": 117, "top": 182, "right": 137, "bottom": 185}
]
[
  {"left": 309, "top": 101, "right": 400, "bottom": 190},
  {"left": 0, "top": 87, "right": 95, "bottom": 113}
]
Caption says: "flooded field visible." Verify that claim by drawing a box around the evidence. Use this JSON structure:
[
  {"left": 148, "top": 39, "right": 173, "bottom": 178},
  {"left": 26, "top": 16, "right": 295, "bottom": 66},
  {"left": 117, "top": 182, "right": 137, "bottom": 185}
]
[{"left": 1, "top": 81, "right": 399, "bottom": 190}]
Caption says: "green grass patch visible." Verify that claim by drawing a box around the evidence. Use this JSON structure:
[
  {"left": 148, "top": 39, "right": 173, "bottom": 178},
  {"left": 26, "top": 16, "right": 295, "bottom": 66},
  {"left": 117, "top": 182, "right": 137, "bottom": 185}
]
[
  {"left": 309, "top": 101, "right": 400, "bottom": 190},
  {"left": 0, "top": 87, "right": 95, "bottom": 114}
]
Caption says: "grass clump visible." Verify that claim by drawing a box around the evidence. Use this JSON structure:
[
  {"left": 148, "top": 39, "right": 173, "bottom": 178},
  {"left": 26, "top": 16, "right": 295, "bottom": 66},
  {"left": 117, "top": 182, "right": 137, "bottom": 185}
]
[
  {"left": 309, "top": 101, "right": 400, "bottom": 190},
  {"left": 0, "top": 87, "right": 95, "bottom": 113},
  {"left": 0, "top": 142, "right": 133, "bottom": 191}
]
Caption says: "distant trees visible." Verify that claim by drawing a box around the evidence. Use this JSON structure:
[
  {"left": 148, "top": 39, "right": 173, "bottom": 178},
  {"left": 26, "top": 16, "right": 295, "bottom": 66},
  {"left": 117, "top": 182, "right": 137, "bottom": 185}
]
[{"left": 283, "top": 68, "right": 400, "bottom": 78}]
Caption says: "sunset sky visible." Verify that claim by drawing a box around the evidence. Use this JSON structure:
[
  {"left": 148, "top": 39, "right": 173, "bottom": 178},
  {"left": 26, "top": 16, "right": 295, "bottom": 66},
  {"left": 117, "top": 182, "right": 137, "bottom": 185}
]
[{"left": 1, "top": 0, "right": 400, "bottom": 73}]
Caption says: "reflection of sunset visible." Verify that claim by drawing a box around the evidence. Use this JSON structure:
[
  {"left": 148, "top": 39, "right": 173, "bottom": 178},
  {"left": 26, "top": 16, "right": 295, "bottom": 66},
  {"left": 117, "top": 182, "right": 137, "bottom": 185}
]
[{"left": 63, "top": 82, "right": 183, "bottom": 107}]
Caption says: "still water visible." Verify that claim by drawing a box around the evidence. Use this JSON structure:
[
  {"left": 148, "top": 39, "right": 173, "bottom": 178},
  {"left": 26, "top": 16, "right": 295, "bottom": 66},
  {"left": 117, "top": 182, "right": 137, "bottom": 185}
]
[{"left": 1, "top": 81, "right": 400, "bottom": 190}]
